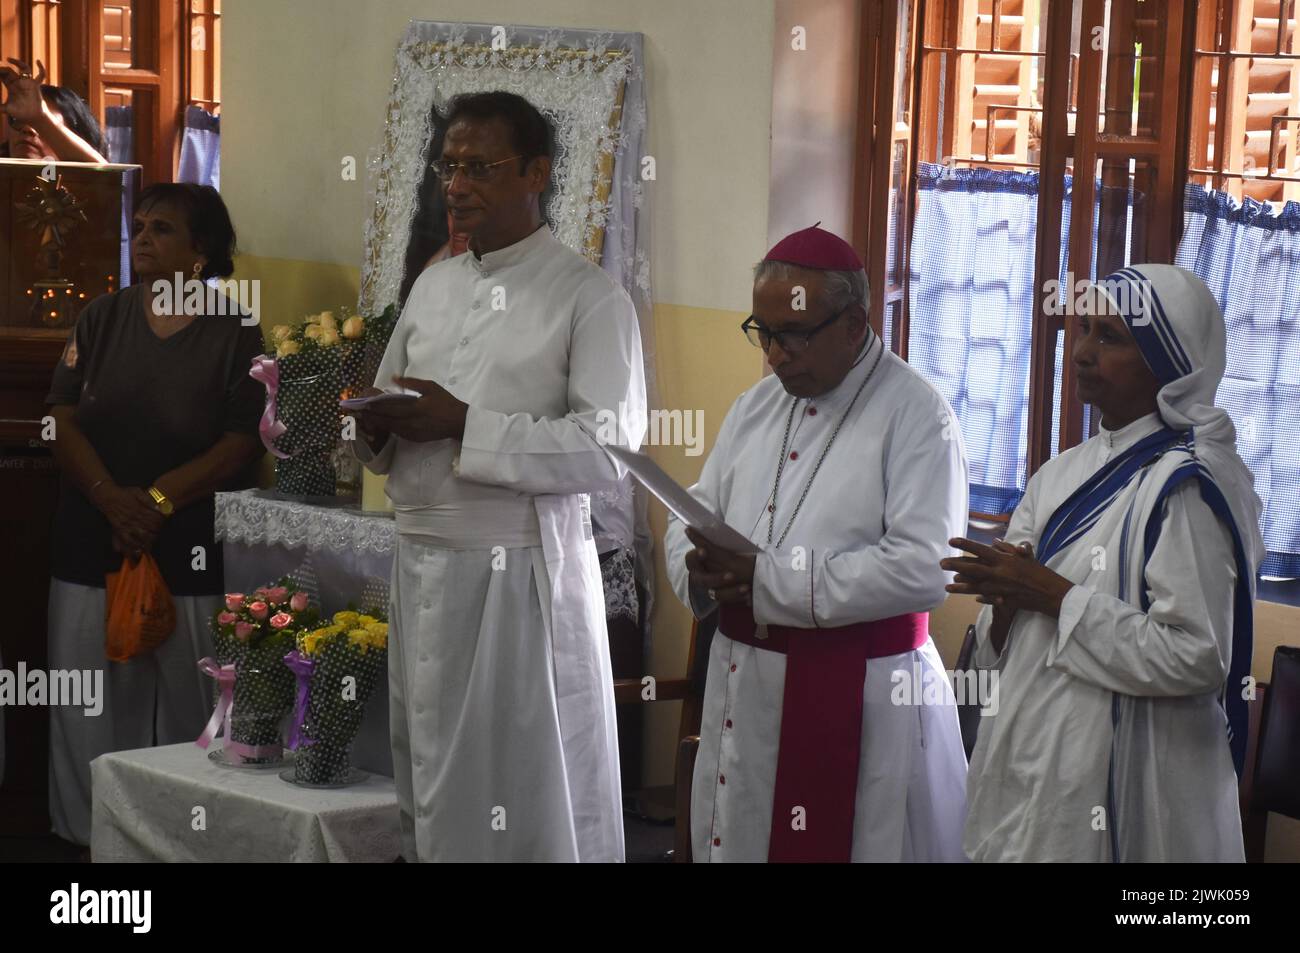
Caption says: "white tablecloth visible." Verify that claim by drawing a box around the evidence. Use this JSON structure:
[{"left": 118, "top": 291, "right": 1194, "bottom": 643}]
[
  {"left": 214, "top": 489, "right": 396, "bottom": 777},
  {"left": 91, "top": 743, "right": 401, "bottom": 862}
]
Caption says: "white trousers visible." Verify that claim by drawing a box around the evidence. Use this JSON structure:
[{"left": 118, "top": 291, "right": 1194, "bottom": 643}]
[
  {"left": 388, "top": 535, "right": 624, "bottom": 862},
  {"left": 46, "top": 578, "right": 218, "bottom": 846}
]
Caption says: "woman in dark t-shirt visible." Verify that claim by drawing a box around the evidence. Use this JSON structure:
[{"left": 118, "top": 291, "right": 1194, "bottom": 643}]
[{"left": 44, "top": 183, "right": 265, "bottom": 846}]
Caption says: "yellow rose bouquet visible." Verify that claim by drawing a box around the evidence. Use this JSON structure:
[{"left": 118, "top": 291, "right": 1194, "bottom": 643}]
[
  {"left": 255, "top": 304, "right": 398, "bottom": 498},
  {"left": 282, "top": 608, "right": 389, "bottom": 786}
]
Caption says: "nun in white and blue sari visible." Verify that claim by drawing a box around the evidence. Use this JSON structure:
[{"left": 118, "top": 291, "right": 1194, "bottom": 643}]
[{"left": 946, "top": 264, "right": 1262, "bottom": 862}]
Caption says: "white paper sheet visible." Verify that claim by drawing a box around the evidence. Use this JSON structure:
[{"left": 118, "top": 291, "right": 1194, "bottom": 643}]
[
  {"left": 602, "top": 445, "right": 761, "bottom": 555},
  {"left": 339, "top": 387, "right": 421, "bottom": 411}
]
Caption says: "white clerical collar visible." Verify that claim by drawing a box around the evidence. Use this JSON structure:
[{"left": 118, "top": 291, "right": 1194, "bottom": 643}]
[
  {"left": 802, "top": 330, "right": 884, "bottom": 415},
  {"left": 469, "top": 223, "right": 555, "bottom": 275},
  {"left": 1098, "top": 410, "right": 1163, "bottom": 454}
]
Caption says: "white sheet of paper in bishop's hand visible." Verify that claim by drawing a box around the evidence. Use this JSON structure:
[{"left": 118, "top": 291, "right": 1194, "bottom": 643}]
[
  {"left": 339, "top": 387, "right": 422, "bottom": 410},
  {"left": 602, "top": 445, "right": 761, "bottom": 556}
]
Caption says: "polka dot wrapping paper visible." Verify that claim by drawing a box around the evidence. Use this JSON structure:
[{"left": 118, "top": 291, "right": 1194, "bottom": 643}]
[
  {"left": 269, "top": 306, "right": 399, "bottom": 499},
  {"left": 226, "top": 642, "right": 296, "bottom": 759},
  {"left": 272, "top": 346, "right": 347, "bottom": 498},
  {"left": 289, "top": 611, "right": 389, "bottom": 785},
  {"left": 208, "top": 583, "right": 318, "bottom": 764}
]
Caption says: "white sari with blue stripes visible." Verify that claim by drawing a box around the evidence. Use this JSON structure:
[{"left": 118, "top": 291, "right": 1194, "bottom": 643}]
[{"left": 963, "top": 412, "right": 1248, "bottom": 862}]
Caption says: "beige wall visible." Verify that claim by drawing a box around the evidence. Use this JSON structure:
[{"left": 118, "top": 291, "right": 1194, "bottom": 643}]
[
  {"left": 643, "top": 303, "right": 764, "bottom": 784},
  {"left": 223, "top": 0, "right": 774, "bottom": 312},
  {"left": 768, "top": 0, "right": 862, "bottom": 246}
]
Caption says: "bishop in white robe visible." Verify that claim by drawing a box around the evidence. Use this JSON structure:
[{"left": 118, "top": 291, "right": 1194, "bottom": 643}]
[
  {"left": 664, "top": 225, "right": 970, "bottom": 862},
  {"left": 950, "top": 265, "right": 1261, "bottom": 862},
  {"left": 355, "top": 93, "right": 646, "bottom": 862}
]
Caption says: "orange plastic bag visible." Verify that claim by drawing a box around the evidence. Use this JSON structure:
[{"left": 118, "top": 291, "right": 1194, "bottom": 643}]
[{"left": 105, "top": 553, "right": 177, "bottom": 661}]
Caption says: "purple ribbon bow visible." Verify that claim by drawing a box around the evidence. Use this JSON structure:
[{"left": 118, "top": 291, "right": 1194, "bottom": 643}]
[
  {"left": 283, "top": 649, "right": 316, "bottom": 750},
  {"left": 249, "top": 355, "right": 290, "bottom": 459}
]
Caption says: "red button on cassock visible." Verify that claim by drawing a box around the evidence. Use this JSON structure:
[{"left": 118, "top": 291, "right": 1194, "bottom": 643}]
[
  {"left": 807, "top": 406, "right": 817, "bottom": 416},
  {"left": 719, "top": 774, "right": 726, "bottom": 784},
  {"left": 725, "top": 719, "right": 733, "bottom": 729},
  {"left": 730, "top": 663, "right": 737, "bottom": 673},
  {"left": 713, "top": 837, "right": 721, "bottom": 847},
  {"left": 789, "top": 451, "right": 799, "bottom": 460}
]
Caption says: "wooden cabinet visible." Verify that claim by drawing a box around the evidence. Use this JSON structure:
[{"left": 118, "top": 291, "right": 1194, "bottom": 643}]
[
  {"left": 0, "top": 330, "right": 64, "bottom": 834},
  {"left": 2, "top": 159, "right": 138, "bottom": 330},
  {"left": 0, "top": 159, "right": 137, "bottom": 835}
]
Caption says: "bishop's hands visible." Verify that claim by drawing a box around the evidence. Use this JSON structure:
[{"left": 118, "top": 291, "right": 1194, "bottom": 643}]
[
  {"left": 357, "top": 376, "right": 469, "bottom": 445},
  {"left": 684, "top": 527, "right": 757, "bottom": 606}
]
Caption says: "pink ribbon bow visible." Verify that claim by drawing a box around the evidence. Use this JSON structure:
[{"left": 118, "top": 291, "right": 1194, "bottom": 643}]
[
  {"left": 195, "top": 657, "right": 236, "bottom": 749},
  {"left": 195, "top": 656, "right": 283, "bottom": 763},
  {"left": 249, "top": 355, "right": 290, "bottom": 459}
]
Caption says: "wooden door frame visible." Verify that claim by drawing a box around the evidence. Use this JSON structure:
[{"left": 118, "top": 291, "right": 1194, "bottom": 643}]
[{"left": 852, "top": 0, "right": 918, "bottom": 355}]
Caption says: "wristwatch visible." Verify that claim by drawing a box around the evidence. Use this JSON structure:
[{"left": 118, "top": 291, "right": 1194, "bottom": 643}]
[{"left": 147, "top": 486, "right": 175, "bottom": 517}]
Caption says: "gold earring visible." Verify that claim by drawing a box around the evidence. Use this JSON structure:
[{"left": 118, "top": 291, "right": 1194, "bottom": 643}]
[{"left": 192, "top": 261, "right": 203, "bottom": 279}]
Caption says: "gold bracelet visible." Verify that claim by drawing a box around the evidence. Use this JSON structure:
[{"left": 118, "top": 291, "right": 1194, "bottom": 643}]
[{"left": 147, "top": 485, "right": 175, "bottom": 517}]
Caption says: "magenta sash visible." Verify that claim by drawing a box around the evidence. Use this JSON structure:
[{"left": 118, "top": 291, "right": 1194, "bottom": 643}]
[{"left": 718, "top": 604, "right": 928, "bottom": 862}]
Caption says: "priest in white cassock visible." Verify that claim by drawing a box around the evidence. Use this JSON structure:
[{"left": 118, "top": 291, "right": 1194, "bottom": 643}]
[
  {"left": 664, "top": 225, "right": 971, "bottom": 862},
  {"left": 354, "top": 91, "right": 646, "bottom": 862},
  {"left": 948, "top": 264, "right": 1261, "bottom": 862}
]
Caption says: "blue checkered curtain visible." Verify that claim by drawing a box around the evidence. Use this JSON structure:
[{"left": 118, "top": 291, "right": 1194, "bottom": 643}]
[
  {"left": 909, "top": 164, "right": 1140, "bottom": 513},
  {"left": 177, "top": 105, "right": 220, "bottom": 189},
  {"left": 908, "top": 163, "right": 1052, "bottom": 513},
  {"left": 1176, "top": 184, "right": 1300, "bottom": 577},
  {"left": 104, "top": 105, "right": 133, "bottom": 164}
]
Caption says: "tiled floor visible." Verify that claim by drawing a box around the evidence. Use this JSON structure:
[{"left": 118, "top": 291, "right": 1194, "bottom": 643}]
[{"left": 623, "top": 811, "right": 676, "bottom": 863}]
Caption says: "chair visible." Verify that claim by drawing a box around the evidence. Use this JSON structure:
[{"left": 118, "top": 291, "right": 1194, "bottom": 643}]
[
  {"left": 1241, "top": 646, "right": 1300, "bottom": 863},
  {"left": 613, "top": 610, "right": 716, "bottom": 862}
]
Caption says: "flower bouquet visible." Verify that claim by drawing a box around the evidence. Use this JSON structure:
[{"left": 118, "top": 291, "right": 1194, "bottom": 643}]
[
  {"left": 282, "top": 609, "right": 389, "bottom": 786},
  {"left": 257, "top": 304, "right": 398, "bottom": 499},
  {"left": 196, "top": 580, "right": 316, "bottom": 766}
]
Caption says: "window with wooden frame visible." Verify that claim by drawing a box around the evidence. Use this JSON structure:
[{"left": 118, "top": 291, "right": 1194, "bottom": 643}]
[
  {"left": 854, "top": 0, "right": 918, "bottom": 354},
  {"left": 1188, "top": 0, "right": 1299, "bottom": 204},
  {"left": 0, "top": 0, "right": 220, "bottom": 184},
  {"left": 185, "top": 0, "right": 220, "bottom": 114},
  {"left": 855, "top": 0, "right": 1199, "bottom": 517}
]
